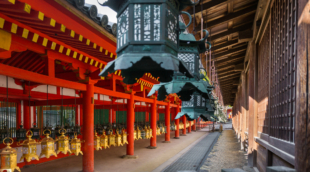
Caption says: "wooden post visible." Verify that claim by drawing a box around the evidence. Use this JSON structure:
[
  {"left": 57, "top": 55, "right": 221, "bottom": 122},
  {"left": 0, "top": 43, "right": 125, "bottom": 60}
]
[
  {"left": 148, "top": 98, "right": 157, "bottom": 149},
  {"left": 82, "top": 82, "right": 95, "bottom": 172},
  {"left": 164, "top": 102, "right": 170, "bottom": 142},
  {"left": 181, "top": 115, "right": 186, "bottom": 136},
  {"left": 174, "top": 106, "right": 180, "bottom": 139},
  {"left": 124, "top": 92, "right": 137, "bottom": 158}
]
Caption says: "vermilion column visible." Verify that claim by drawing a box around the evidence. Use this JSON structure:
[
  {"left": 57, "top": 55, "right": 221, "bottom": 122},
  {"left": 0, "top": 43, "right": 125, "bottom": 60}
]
[
  {"left": 164, "top": 102, "right": 170, "bottom": 142},
  {"left": 192, "top": 120, "right": 196, "bottom": 131},
  {"left": 182, "top": 115, "right": 186, "bottom": 136},
  {"left": 125, "top": 92, "right": 136, "bottom": 158},
  {"left": 188, "top": 121, "right": 191, "bottom": 133},
  {"left": 174, "top": 105, "right": 180, "bottom": 139},
  {"left": 149, "top": 98, "right": 157, "bottom": 148},
  {"left": 83, "top": 83, "right": 95, "bottom": 172}
]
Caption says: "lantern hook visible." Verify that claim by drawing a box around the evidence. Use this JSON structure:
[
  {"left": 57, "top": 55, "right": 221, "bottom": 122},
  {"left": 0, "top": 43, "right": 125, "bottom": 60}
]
[
  {"left": 3, "top": 137, "right": 13, "bottom": 146},
  {"left": 181, "top": 11, "right": 192, "bottom": 29}
]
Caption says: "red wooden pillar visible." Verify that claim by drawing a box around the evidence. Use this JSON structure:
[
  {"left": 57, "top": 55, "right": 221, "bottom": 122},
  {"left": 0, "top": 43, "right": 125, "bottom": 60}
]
[
  {"left": 149, "top": 98, "right": 157, "bottom": 148},
  {"left": 82, "top": 82, "right": 95, "bottom": 172},
  {"left": 174, "top": 105, "right": 180, "bottom": 139},
  {"left": 192, "top": 119, "right": 196, "bottom": 131},
  {"left": 188, "top": 121, "right": 191, "bottom": 133},
  {"left": 181, "top": 115, "right": 186, "bottom": 136},
  {"left": 16, "top": 101, "right": 21, "bottom": 129},
  {"left": 23, "top": 101, "right": 30, "bottom": 130},
  {"left": 164, "top": 102, "right": 170, "bottom": 142},
  {"left": 124, "top": 92, "right": 136, "bottom": 158}
]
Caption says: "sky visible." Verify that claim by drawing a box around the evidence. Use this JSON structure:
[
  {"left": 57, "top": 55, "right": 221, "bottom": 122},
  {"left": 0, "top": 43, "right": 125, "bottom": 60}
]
[{"left": 85, "top": 0, "right": 117, "bottom": 23}]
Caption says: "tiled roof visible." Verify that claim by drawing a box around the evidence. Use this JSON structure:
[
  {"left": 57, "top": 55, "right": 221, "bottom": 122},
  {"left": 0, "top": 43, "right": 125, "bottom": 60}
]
[{"left": 66, "top": 0, "right": 117, "bottom": 37}]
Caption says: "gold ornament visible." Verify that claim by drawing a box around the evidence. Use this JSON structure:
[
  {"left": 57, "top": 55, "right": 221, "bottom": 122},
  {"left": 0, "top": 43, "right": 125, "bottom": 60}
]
[
  {"left": 145, "top": 126, "right": 150, "bottom": 139},
  {"left": 148, "top": 126, "right": 153, "bottom": 138},
  {"left": 0, "top": 138, "right": 20, "bottom": 172},
  {"left": 156, "top": 126, "right": 161, "bottom": 135},
  {"left": 121, "top": 128, "right": 128, "bottom": 144},
  {"left": 55, "top": 128, "right": 71, "bottom": 155},
  {"left": 115, "top": 130, "right": 123, "bottom": 146},
  {"left": 70, "top": 132, "right": 84, "bottom": 156},
  {"left": 134, "top": 127, "right": 142, "bottom": 140},
  {"left": 108, "top": 129, "right": 116, "bottom": 147},
  {"left": 94, "top": 131, "right": 102, "bottom": 151},
  {"left": 100, "top": 130, "right": 109, "bottom": 149},
  {"left": 19, "top": 130, "right": 40, "bottom": 162},
  {"left": 40, "top": 130, "right": 57, "bottom": 159}
]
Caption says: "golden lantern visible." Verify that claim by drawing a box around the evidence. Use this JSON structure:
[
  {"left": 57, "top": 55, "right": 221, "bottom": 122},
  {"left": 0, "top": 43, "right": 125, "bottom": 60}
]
[
  {"left": 55, "top": 128, "right": 72, "bottom": 155},
  {"left": 179, "top": 122, "right": 184, "bottom": 129},
  {"left": 40, "top": 130, "right": 57, "bottom": 159},
  {"left": 148, "top": 126, "right": 153, "bottom": 139},
  {"left": 94, "top": 131, "right": 102, "bottom": 151},
  {"left": 19, "top": 130, "right": 40, "bottom": 162},
  {"left": 0, "top": 138, "right": 20, "bottom": 172},
  {"left": 144, "top": 126, "right": 150, "bottom": 139},
  {"left": 100, "top": 130, "right": 110, "bottom": 149},
  {"left": 134, "top": 127, "right": 142, "bottom": 140},
  {"left": 156, "top": 126, "right": 161, "bottom": 136},
  {"left": 121, "top": 129, "right": 128, "bottom": 145},
  {"left": 108, "top": 129, "right": 116, "bottom": 147},
  {"left": 115, "top": 130, "right": 123, "bottom": 147},
  {"left": 70, "top": 132, "right": 84, "bottom": 156}
]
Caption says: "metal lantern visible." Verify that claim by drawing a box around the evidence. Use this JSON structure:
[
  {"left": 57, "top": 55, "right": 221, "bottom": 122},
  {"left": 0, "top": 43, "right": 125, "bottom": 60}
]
[
  {"left": 94, "top": 131, "right": 102, "bottom": 151},
  {"left": 55, "top": 125, "right": 62, "bottom": 138},
  {"left": 115, "top": 130, "right": 123, "bottom": 146},
  {"left": 144, "top": 126, "right": 149, "bottom": 139},
  {"left": 100, "top": 130, "right": 110, "bottom": 149},
  {"left": 16, "top": 125, "right": 27, "bottom": 142},
  {"left": 134, "top": 126, "right": 142, "bottom": 140},
  {"left": 64, "top": 124, "right": 74, "bottom": 139},
  {"left": 0, "top": 126, "right": 9, "bottom": 142},
  {"left": 121, "top": 129, "right": 128, "bottom": 145},
  {"left": 43, "top": 124, "right": 56, "bottom": 139},
  {"left": 179, "top": 122, "right": 184, "bottom": 129},
  {"left": 156, "top": 126, "right": 161, "bottom": 136},
  {"left": 19, "top": 130, "right": 40, "bottom": 162},
  {"left": 95, "top": 124, "right": 103, "bottom": 135},
  {"left": 148, "top": 12, "right": 212, "bottom": 101},
  {"left": 39, "top": 130, "right": 57, "bottom": 159},
  {"left": 98, "top": 0, "right": 200, "bottom": 84},
  {"left": 0, "top": 138, "right": 20, "bottom": 172},
  {"left": 108, "top": 129, "right": 116, "bottom": 147},
  {"left": 70, "top": 132, "right": 83, "bottom": 156},
  {"left": 55, "top": 129, "right": 72, "bottom": 155},
  {"left": 147, "top": 126, "right": 153, "bottom": 139},
  {"left": 176, "top": 92, "right": 213, "bottom": 121},
  {"left": 140, "top": 127, "right": 146, "bottom": 139},
  {"left": 73, "top": 124, "right": 81, "bottom": 135},
  {"left": 30, "top": 124, "right": 41, "bottom": 140}
]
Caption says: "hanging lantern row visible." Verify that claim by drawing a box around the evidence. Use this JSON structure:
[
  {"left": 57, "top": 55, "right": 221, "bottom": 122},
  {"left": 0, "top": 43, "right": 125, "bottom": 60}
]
[{"left": 179, "top": 122, "right": 184, "bottom": 130}]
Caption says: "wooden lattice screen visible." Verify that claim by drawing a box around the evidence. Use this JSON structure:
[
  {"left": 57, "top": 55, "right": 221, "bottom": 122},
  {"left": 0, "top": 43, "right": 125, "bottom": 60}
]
[{"left": 270, "top": 0, "right": 297, "bottom": 142}]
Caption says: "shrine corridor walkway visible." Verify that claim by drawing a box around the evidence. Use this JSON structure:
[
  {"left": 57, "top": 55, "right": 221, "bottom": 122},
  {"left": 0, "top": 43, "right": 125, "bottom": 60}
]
[{"left": 21, "top": 128, "right": 211, "bottom": 172}]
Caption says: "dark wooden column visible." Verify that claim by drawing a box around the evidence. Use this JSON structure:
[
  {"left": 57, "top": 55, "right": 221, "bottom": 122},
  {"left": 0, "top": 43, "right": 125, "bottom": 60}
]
[{"left": 295, "top": 0, "right": 310, "bottom": 171}]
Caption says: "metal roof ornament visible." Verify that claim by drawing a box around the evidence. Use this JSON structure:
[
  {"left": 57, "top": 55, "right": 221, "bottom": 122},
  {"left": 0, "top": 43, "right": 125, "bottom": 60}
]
[{"left": 98, "top": 0, "right": 200, "bottom": 84}]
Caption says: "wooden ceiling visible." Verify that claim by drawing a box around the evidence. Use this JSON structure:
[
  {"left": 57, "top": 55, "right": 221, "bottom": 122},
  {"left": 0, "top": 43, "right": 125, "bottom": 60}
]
[{"left": 182, "top": 0, "right": 258, "bottom": 105}]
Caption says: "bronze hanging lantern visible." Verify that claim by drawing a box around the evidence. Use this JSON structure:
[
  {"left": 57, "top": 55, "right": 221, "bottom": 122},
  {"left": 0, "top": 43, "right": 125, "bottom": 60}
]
[
  {"left": 18, "top": 130, "right": 40, "bottom": 162},
  {"left": 0, "top": 138, "right": 20, "bottom": 172},
  {"left": 70, "top": 132, "right": 84, "bottom": 156},
  {"left": 94, "top": 131, "right": 102, "bottom": 151},
  {"left": 121, "top": 128, "right": 128, "bottom": 145},
  {"left": 100, "top": 130, "right": 110, "bottom": 149},
  {"left": 148, "top": 12, "right": 212, "bottom": 101},
  {"left": 107, "top": 129, "right": 116, "bottom": 147},
  {"left": 30, "top": 123, "right": 41, "bottom": 141},
  {"left": 55, "top": 128, "right": 72, "bottom": 155},
  {"left": 0, "top": 125, "right": 9, "bottom": 143},
  {"left": 115, "top": 130, "right": 123, "bottom": 146},
  {"left": 98, "top": 0, "right": 200, "bottom": 84},
  {"left": 16, "top": 125, "right": 27, "bottom": 142},
  {"left": 39, "top": 130, "right": 57, "bottom": 159}
]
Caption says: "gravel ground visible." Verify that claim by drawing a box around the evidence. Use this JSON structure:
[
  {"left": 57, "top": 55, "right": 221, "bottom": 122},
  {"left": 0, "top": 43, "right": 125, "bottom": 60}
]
[{"left": 199, "top": 129, "right": 254, "bottom": 172}]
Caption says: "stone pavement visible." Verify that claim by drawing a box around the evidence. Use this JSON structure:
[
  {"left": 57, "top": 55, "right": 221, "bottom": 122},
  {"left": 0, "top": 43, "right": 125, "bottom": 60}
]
[
  {"left": 199, "top": 130, "right": 254, "bottom": 172},
  {"left": 163, "top": 132, "right": 220, "bottom": 172}
]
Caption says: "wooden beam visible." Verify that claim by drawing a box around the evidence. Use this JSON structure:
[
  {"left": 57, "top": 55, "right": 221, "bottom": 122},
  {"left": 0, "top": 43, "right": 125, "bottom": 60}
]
[
  {"left": 187, "top": 0, "right": 228, "bottom": 15},
  {"left": 215, "top": 45, "right": 247, "bottom": 60},
  {"left": 195, "top": 3, "right": 257, "bottom": 30},
  {"left": 209, "top": 23, "right": 253, "bottom": 41},
  {"left": 238, "top": 29, "right": 253, "bottom": 42},
  {"left": 212, "top": 39, "right": 239, "bottom": 52}
]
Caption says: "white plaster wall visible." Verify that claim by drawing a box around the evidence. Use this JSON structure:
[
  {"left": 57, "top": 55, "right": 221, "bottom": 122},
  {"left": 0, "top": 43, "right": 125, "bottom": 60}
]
[
  {"left": 32, "top": 85, "right": 57, "bottom": 94},
  {"left": 0, "top": 75, "right": 23, "bottom": 90}
]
